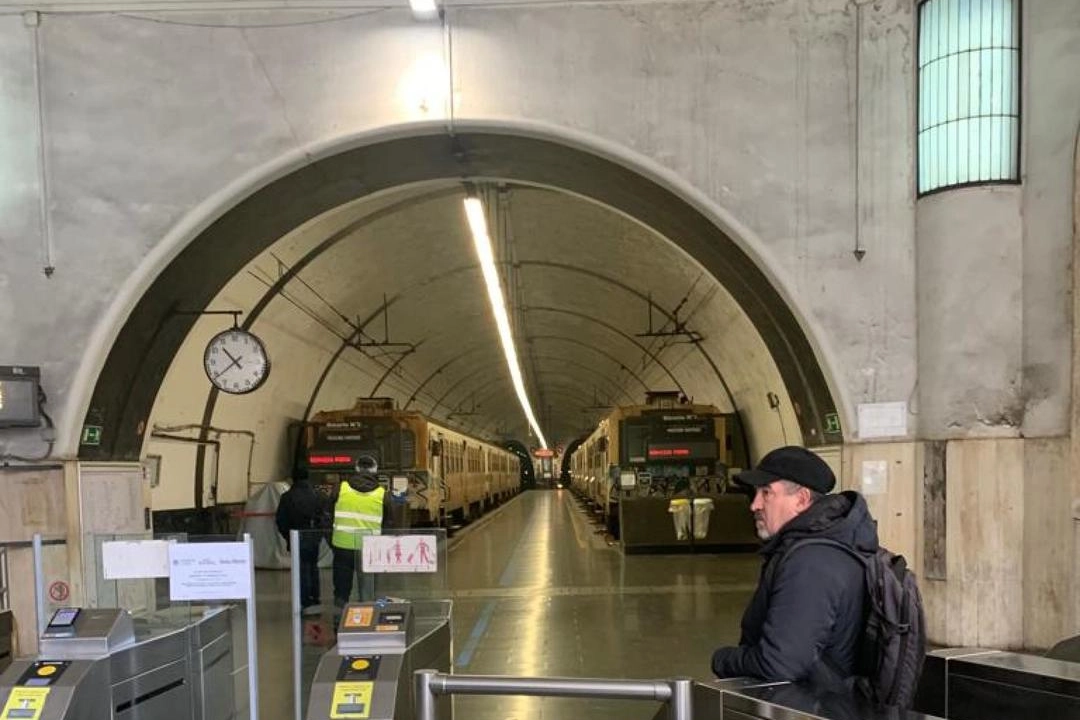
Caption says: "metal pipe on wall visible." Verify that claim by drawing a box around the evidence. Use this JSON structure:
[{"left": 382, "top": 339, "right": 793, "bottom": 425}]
[{"left": 153, "top": 424, "right": 256, "bottom": 503}]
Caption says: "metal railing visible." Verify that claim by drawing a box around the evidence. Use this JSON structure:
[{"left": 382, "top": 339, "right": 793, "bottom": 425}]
[{"left": 414, "top": 670, "right": 693, "bottom": 720}]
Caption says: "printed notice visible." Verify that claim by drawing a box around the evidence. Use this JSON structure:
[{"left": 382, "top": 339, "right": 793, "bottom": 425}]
[
  {"left": 1, "top": 687, "right": 49, "bottom": 720},
  {"left": 856, "top": 401, "right": 908, "bottom": 439},
  {"left": 102, "top": 540, "right": 171, "bottom": 580},
  {"left": 362, "top": 535, "right": 437, "bottom": 573},
  {"left": 168, "top": 542, "right": 252, "bottom": 601},
  {"left": 861, "top": 460, "right": 889, "bottom": 496}
]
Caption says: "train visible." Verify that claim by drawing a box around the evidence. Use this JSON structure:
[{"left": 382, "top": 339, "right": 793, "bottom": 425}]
[
  {"left": 569, "top": 390, "right": 747, "bottom": 537},
  {"left": 532, "top": 448, "right": 562, "bottom": 488},
  {"left": 301, "top": 397, "right": 521, "bottom": 526}
]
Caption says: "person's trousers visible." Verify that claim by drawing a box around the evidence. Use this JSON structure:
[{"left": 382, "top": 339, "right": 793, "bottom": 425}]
[
  {"left": 298, "top": 535, "right": 321, "bottom": 607},
  {"left": 332, "top": 544, "right": 374, "bottom": 606}
]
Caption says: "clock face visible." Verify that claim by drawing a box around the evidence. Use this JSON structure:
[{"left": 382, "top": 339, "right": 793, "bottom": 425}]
[{"left": 203, "top": 329, "right": 270, "bottom": 394}]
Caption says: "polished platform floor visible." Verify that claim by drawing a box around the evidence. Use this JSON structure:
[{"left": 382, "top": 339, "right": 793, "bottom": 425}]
[{"left": 253, "top": 488, "right": 761, "bottom": 720}]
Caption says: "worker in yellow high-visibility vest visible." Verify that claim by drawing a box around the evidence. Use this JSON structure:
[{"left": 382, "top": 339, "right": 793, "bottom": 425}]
[{"left": 331, "top": 455, "right": 391, "bottom": 610}]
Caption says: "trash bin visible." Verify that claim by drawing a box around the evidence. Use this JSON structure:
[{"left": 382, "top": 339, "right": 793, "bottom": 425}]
[
  {"left": 668, "top": 498, "right": 691, "bottom": 540},
  {"left": 692, "top": 498, "right": 715, "bottom": 540}
]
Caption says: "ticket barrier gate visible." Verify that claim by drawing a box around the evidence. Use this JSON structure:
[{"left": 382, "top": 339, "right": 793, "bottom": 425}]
[
  {"left": 0, "top": 611, "right": 12, "bottom": 673},
  {"left": 307, "top": 600, "right": 451, "bottom": 720},
  {"left": 0, "top": 606, "right": 241, "bottom": 720},
  {"left": 692, "top": 677, "right": 947, "bottom": 720},
  {"left": 916, "top": 647, "right": 1080, "bottom": 719}
]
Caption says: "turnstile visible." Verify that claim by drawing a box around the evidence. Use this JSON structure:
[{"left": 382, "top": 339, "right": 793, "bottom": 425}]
[
  {"left": 307, "top": 600, "right": 451, "bottom": 720},
  {"left": 0, "top": 611, "right": 11, "bottom": 673},
  {"left": 0, "top": 605, "right": 240, "bottom": 720},
  {"left": 696, "top": 677, "right": 947, "bottom": 720},
  {"left": 916, "top": 647, "right": 1080, "bottom": 719}
]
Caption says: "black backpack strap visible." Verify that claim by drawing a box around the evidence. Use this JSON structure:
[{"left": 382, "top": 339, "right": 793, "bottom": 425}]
[{"left": 774, "top": 538, "right": 869, "bottom": 574}]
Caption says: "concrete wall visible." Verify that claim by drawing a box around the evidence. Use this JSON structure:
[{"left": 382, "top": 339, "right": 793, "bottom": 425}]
[
  {"left": 916, "top": 187, "right": 1025, "bottom": 437},
  {"left": 906, "top": 0, "right": 1080, "bottom": 648},
  {"left": 0, "top": 0, "right": 918, "bottom": 462},
  {"left": 1021, "top": 0, "right": 1080, "bottom": 437}
]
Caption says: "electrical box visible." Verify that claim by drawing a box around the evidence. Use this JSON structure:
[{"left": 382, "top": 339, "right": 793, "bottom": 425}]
[{"left": 0, "top": 366, "right": 40, "bottom": 428}]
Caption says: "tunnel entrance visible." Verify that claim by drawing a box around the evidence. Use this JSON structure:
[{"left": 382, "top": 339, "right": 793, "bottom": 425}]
[{"left": 79, "top": 128, "right": 842, "bottom": 474}]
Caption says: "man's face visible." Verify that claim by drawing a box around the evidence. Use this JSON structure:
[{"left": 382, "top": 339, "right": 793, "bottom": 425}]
[{"left": 748, "top": 480, "right": 812, "bottom": 540}]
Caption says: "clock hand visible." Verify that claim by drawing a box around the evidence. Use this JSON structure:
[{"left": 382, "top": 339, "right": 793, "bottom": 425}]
[
  {"left": 212, "top": 363, "right": 238, "bottom": 381},
  {"left": 213, "top": 354, "right": 243, "bottom": 380},
  {"left": 222, "top": 348, "right": 243, "bottom": 367}
]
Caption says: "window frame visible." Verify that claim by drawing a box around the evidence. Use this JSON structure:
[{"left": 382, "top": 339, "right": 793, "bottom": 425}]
[{"left": 915, "top": 0, "right": 1023, "bottom": 197}]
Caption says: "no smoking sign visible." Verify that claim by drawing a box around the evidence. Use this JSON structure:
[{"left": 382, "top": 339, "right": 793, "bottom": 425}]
[{"left": 48, "top": 581, "right": 69, "bottom": 603}]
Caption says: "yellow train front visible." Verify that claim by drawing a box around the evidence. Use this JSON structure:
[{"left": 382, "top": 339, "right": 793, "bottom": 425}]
[
  {"left": 569, "top": 391, "right": 757, "bottom": 552},
  {"left": 303, "top": 397, "right": 520, "bottom": 527}
]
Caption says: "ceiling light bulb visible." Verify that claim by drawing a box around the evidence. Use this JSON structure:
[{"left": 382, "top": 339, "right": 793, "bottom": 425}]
[
  {"left": 409, "top": 0, "right": 439, "bottom": 18},
  {"left": 464, "top": 196, "right": 549, "bottom": 449}
]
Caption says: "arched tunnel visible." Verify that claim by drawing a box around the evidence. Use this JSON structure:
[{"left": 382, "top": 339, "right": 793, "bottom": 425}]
[{"left": 77, "top": 128, "right": 842, "bottom": 515}]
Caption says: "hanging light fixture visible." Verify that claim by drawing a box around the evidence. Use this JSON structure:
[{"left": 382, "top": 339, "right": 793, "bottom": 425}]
[{"left": 463, "top": 195, "right": 549, "bottom": 449}]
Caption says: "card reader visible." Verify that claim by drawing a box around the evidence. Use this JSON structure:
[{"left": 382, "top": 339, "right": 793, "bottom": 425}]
[{"left": 42, "top": 608, "right": 80, "bottom": 638}]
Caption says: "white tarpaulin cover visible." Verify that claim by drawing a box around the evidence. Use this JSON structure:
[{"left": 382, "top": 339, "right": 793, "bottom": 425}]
[{"left": 240, "top": 481, "right": 331, "bottom": 569}]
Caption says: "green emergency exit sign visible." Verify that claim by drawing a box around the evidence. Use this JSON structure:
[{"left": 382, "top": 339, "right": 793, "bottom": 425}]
[{"left": 81, "top": 425, "right": 102, "bottom": 446}]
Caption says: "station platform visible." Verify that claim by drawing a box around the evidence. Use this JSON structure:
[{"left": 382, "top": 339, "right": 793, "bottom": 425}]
[{"left": 251, "top": 488, "right": 761, "bottom": 720}]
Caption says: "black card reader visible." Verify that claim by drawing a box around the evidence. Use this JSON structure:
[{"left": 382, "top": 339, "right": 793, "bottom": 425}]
[{"left": 43, "top": 608, "right": 80, "bottom": 636}]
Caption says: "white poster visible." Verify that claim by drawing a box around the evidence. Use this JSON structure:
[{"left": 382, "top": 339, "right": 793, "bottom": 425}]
[
  {"left": 103, "top": 540, "right": 171, "bottom": 579},
  {"left": 861, "top": 460, "right": 889, "bottom": 496},
  {"left": 362, "top": 535, "right": 438, "bottom": 573},
  {"left": 856, "top": 401, "right": 908, "bottom": 439},
  {"left": 168, "top": 542, "right": 252, "bottom": 601}
]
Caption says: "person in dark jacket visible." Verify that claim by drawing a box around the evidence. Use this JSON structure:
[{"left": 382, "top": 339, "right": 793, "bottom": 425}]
[
  {"left": 276, "top": 468, "right": 327, "bottom": 615},
  {"left": 711, "top": 445, "right": 878, "bottom": 693}
]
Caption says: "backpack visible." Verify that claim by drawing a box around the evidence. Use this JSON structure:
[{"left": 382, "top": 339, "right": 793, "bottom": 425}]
[{"left": 782, "top": 538, "right": 927, "bottom": 709}]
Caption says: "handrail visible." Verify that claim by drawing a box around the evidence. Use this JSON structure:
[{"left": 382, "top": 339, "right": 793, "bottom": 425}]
[{"left": 414, "top": 670, "right": 693, "bottom": 720}]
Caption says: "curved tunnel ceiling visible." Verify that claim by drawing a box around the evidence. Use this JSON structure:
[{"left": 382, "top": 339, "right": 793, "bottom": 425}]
[{"left": 81, "top": 130, "right": 842, "bottom": 476}]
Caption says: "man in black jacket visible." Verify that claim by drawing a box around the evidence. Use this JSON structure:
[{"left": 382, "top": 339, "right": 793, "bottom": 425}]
[
  {"left": 711, "top": 446, "right": 878, "bottom": 692},
  {"left": 276, "top": 468, "right": 327, "bottom": 615}
]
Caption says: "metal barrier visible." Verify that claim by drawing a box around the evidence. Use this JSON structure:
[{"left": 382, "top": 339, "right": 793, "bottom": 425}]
[
  {"left": 413, "top": 670, "right": 693, "bottom": 720},
  {"left": 916, "top": 647, "right": 1080, "bottom": 719}
]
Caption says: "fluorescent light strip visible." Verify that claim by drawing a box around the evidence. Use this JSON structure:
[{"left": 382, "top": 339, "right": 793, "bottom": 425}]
[{"left": 464, "top": 197, "right": 549, "bottom": 449}]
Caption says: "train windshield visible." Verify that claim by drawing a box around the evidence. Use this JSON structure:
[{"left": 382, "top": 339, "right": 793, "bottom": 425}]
[{"left": 312, "top": 419, "right": 416, "bottom": 470}]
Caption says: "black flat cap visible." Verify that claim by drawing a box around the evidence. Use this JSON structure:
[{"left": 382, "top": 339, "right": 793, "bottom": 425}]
[{"left": 735, "top": 446, "right": 835, "bottom": 494}]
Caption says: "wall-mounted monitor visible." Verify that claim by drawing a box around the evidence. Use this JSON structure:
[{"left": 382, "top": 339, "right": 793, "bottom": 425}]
[{"left": 0, "top": 365, "right": 41, "bottom": 427}]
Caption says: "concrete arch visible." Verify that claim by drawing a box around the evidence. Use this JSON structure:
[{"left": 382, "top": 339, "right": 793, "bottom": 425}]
[{"left": 73, "top": 120, "right": 847, "bottom": 460}]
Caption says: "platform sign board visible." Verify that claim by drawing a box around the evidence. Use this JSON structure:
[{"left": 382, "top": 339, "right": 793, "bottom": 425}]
[
  {"left": 362, "top": 535, "right": 437, "bottom": 573},
  {"left": 168, "top": 541, "right": 252, "bottom": 601},
  {"left": 102, "top": 539, "right": 170, "bottom": 579}
]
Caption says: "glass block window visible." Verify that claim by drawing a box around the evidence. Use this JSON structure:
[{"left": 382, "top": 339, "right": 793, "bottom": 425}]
[{"left": 918, "top": 0, "right": 1020, "bottom": 194}]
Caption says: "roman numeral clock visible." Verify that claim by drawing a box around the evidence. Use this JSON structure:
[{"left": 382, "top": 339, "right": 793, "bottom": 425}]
[{"left": 203, "top": 328, "right": 271, "bottom": 394}]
